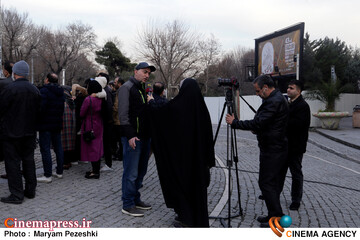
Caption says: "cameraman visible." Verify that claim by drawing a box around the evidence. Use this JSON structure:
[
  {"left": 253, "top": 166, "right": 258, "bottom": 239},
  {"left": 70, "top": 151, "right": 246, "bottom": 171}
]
[{"left": 225, "top": 75, "right": 289, "bottom": 227}]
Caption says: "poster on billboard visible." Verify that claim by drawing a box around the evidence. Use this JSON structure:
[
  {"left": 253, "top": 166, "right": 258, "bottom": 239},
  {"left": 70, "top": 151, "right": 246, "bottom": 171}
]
[{"left": 255, "top": 22, "right": 304, "bottom": 81}]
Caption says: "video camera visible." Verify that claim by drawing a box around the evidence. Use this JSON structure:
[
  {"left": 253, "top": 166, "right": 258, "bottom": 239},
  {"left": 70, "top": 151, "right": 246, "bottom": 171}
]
[
  {"left": 218, "top": 77, "right": 239, "bottom": 89},
  {"left": 145, "top": 83, "right": 153, "bottom": 96}
]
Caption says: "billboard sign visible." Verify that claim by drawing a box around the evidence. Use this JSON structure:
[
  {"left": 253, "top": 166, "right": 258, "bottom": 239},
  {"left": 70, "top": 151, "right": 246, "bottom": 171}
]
[{"left": 255, "top": 22, "right": 305, "bottom": 80}]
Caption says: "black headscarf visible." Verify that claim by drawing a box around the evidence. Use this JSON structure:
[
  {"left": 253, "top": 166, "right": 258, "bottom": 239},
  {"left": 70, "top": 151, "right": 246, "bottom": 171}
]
[
  {"left": 149, "top": 78, "right": 215, "bottom": 227},
  {"left": 87, "top": 80, "right": 102, "bottom": 95}
]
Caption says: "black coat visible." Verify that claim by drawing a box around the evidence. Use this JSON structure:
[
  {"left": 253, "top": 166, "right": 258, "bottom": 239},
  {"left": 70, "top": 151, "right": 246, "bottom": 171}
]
[
  {"left": 149, "top": 79, "right": 215, "bottom": 227},
  {"left": 287, "top": 95, "right": 311, "bottom": 154},
  {"left": 231, "top": 89, "right": 289, "bottom": 153},
  {"left": 75, "top": 93, "right": 86, "bottom": 132},
  {"left": 103, "top": 86, "right": 114, "bottom": 124},
  {"left": 0, "top": 77, "right": 13, "bottom": 93},
  {"left": 37, "top": 83, "right": 65, "bottom": 132},
  {"left": 0, "top": 78, "right": 41, "bottom": 139},
  {"left": 148, "top": 93, "right": 169, "bottom": 109}
]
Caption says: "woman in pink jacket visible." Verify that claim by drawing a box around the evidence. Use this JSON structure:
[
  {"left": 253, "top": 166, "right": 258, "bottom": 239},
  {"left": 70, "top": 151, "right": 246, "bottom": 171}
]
[{"left": 80, "top": 80, "right": 104, "bottom": 179}]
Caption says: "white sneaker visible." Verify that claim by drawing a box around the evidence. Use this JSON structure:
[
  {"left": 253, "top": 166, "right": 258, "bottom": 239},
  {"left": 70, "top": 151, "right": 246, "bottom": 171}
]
[
  {"left": 53, "top": 172, "right": 63, "bottom": 179},
  {"left": 37, "top": 176, "right": 52, "bottom": 183},
  {"left": 100, "top": 165, "right": 114, "bottom": 172}
]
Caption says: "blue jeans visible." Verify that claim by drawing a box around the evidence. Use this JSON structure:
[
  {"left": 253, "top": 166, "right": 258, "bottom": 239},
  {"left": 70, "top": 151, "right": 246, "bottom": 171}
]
[
  {"left": 39, "top": 131, "right": 64, "bottom": 177},
  {"left": 121, "top": 137, "right": 150, "bottom": 209}
]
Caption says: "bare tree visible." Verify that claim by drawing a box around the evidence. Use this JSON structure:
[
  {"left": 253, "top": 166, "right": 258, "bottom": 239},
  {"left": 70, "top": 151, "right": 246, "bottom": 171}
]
[
  {"left": 0, "top": 7, "right": 43, "bottom": 62},
  {"left": 217, "top": 46, "right": 255, "bottom": 95},
  {"left": 103, "top": 36, "right": 123, "bottom": 50},
  {"left": 1, "top": 8, "right": 98, "bottom": 85},
  {"left": 65, "top": 53, "right": 97, "bottom": 85},
  {"left": 36, "top": 21, "right": 97, "bottom": 75},
  {"left": 135, "top": 20, "right": 200, "bottom": 97},
  {"left": 198, "top": 33, "right": 221, "bottom": 94},
  {"left": 18, "top": 24, "right": 46, "bottom": 61}
]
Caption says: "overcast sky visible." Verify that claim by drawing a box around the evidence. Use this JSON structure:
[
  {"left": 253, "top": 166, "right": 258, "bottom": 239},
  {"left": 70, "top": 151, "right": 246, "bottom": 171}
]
[{"left": 2, "top": 0, "right": 359, "bottom": 61}]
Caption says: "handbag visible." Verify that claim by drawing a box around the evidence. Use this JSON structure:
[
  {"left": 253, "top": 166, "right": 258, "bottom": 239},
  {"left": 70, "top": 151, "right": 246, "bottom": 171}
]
[
  {"left": 83, "top": 129, "right": 95, "bottom": 142},
  {"left": 83, "top": 97, "right": 95, "bottom": 142}
]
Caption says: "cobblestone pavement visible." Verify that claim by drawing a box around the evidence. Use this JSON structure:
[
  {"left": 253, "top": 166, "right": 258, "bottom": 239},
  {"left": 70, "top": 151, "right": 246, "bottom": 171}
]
[{"left": 0, "top": 124, "right": 359, "bottom": 228}]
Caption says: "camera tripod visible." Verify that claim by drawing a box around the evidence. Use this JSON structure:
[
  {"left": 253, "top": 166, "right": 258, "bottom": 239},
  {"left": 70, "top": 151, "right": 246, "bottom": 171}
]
[{"left": 211, "top": 87, "right": 243, "bottom": 228}]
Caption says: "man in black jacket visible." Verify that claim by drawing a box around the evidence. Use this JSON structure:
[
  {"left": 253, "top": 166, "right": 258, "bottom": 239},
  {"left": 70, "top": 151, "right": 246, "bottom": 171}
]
[
  {"left": 226, "top": 75, "right": 289, "bottom": 227},
  {"left": 0, "top": 60, "right": 41, "bottom": 204},
  {"left": 153, "top": 82, "right": 167, "bottom": 100},
  {"left": 0, "top": 61, "right": 14, "bottom": 90},
  {"left": 0, "top": 61, "right": 14, "bottom": 165},
  {"left": 118, "top": 62, "right": 156, "bottom": 217},
  {"left": 147, "top": 82, "right": 168, "bottom": 108},
  {"left": 286, "top": 80, "right": 310, "bottom": 211},
  {"left": 37, "top": 73, "right": 65, "bottom": 183}
]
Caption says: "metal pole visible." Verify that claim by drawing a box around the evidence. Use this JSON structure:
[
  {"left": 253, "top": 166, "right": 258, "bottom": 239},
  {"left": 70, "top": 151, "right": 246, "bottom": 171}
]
[
  {"left": 296, "top": 53, "right": 299, "bottom": 80},
  {"left": 62, "top": 68, "right": 65, "bottom": 86},
  {"left": 31, "top": 56, "right": 34, "bottom": 84}
]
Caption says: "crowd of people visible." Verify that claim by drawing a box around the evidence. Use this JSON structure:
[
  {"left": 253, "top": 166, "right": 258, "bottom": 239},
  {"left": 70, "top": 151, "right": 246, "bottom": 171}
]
[
  {"left": 0, "top": 60, "right": 216, "bottom": 228},
  {"left": 0, "top": 59, "right": 311, "bottom": 228}
]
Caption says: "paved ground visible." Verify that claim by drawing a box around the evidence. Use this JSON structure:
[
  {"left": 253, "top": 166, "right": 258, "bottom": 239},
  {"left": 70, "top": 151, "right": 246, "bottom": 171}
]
[{"left": 0, "top": 117, "right": 359, "bottom": 228}]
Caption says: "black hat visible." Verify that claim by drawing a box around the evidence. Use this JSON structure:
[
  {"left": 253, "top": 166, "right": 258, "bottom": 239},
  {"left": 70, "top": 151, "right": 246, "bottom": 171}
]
[
  {"left": 135, "top": 62, "right": 156, "bottom": 72},
  {"left": 87, "top": 80, "right": 102, "bottom": 95}
]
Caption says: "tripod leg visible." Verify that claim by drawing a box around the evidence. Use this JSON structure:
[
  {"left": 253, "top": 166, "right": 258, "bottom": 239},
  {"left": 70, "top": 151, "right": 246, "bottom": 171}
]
[
  {"left": 213, "top": 102, "right": 227, "bottom": 145},
  {"left": 232, "top": 128, "right": 243, "bottom": 216},
  {"left": 211, "top": 97, "right": 243, "bottom": 227},
  {"left": 234, "top": 163, "right": 243, "bottom": 216},
  {"left": 227, "top": 122, "right": 232, "bottom": 227}
]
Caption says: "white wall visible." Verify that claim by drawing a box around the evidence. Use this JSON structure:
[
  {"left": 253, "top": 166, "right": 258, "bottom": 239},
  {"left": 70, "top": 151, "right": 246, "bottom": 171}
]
[
  {"left": 336, "top": 94, "right": 360, "bottom": 113},
  {"left": 205, "top": 93, "right": 360, "bottom": 127}
]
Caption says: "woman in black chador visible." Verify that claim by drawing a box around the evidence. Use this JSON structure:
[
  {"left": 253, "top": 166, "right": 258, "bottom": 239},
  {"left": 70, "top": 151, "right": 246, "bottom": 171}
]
[{"left": 149, "top": 78, "right": 215, "bottom": 227}]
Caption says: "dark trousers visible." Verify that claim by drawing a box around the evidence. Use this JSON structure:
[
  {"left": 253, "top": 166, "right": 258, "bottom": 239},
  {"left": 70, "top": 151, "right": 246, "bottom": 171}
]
[
  {"left": 259, "top": 150, "right": 287, "bottom": 217},
  {"left": 3, "top": 136, "right": 37, "bottom": 199},
  {"left": 39, "top": 131, "right": 64, "bottom": 177},
  {"left": 121, "top": 137, "right": 151, "bottom": 209},
  {"left": 288, "top": 152, "right": 304, "bottom": 203},
  {"left": 75, "top": 134, "right": 81, "bottom": 162},
  {"left": 103, "top": 123, "right": 113, "bottom": 168},
  {"left": 63, "top": 150, "right": 76, "bottom": 165},
  {"left": 91, "top": 161, "right": 101, "bottom": 174},
  {"left": 113, "top": 125, "right": 123, "bottom": 160}
]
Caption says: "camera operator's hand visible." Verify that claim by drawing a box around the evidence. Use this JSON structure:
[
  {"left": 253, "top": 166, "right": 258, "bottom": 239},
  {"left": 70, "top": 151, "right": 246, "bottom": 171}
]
[{"left": 225, "top": 114, "right": 235, "bottom": 125}]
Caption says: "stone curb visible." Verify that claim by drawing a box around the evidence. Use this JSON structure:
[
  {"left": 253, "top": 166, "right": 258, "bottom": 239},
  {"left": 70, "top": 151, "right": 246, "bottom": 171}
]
[
  {"left": 307, "top": 137, "right": 360, "bottom": 164},
  {"left": 312, "top": 128, "right": 360, "bottom": 151}
]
